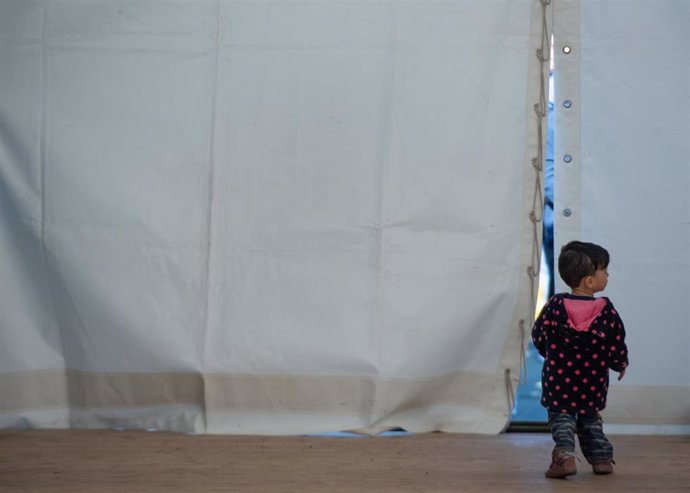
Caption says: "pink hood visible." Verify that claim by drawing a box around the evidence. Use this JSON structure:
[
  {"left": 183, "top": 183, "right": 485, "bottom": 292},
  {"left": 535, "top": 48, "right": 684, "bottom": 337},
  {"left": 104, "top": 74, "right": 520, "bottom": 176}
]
[{"left": 563, "top": 297, "right": 607, "bottom": 331}]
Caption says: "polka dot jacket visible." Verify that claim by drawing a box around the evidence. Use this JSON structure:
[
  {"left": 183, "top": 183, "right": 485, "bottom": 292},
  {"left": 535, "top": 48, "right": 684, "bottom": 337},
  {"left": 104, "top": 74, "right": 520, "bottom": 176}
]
[{"left": 532, "top": 293, "right": 629, "bottom": 415}]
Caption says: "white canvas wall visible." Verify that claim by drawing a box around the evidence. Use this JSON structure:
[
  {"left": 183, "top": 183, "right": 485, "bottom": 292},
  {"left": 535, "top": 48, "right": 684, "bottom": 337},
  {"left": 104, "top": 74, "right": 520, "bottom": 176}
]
[
  {"left": 0, "top": 0, "right": 543, "bottom": 434},
  {"left": 554, "top": 0, "right": 690, "bottom": 430}
]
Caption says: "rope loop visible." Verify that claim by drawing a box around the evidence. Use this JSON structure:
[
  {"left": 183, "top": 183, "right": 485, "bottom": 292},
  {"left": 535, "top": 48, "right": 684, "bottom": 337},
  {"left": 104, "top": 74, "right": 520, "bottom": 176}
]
[
  {"left": 505, "top": 368, "right": 515, "bottom": 411},
  {"left": 533, "top": 102, "right": 545, "bottom": 118},
  {"left": 531, "top": 157, "right": 543, "bottom": 171},
  {"left": 518, "top": 319, "right": 528, "bottom": 384}
]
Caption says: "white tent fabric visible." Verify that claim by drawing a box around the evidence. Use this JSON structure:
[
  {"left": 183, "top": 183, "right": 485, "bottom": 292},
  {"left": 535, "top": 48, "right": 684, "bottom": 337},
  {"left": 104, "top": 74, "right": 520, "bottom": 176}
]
[
  {"left": 554, "top": 0, "right": 690, "bottom": 429},
  {"left": 0, "top": 1, "right": 544, "bottom": 434}
]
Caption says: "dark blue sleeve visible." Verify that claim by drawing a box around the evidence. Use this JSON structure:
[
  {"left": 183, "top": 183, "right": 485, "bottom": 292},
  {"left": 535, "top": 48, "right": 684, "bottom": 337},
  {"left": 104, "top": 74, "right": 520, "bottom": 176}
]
[
  {"left": 607, "top": 302, "right": 629, "bottom": 372},
  {"left": 532, "top": 297, "right": 554, "bottom": 358}
]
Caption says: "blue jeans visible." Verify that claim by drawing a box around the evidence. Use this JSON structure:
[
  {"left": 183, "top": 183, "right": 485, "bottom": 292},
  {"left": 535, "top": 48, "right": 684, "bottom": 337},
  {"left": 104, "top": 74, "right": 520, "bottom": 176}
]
[{"left": 548, "top": 411, "right": 613, "bottom": 464}]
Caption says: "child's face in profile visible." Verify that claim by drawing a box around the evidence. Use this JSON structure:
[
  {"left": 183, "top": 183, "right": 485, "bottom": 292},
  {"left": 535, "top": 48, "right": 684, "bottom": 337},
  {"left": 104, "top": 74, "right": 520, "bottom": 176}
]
[{"left": 591, "top": 267, "right": 609, "bottom": 293}]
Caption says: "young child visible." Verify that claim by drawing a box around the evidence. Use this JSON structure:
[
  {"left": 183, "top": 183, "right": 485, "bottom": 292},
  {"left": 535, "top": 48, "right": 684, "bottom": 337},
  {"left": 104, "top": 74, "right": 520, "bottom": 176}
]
[{"left": 532, "top": 241, "right": 629, "bottom": 478}]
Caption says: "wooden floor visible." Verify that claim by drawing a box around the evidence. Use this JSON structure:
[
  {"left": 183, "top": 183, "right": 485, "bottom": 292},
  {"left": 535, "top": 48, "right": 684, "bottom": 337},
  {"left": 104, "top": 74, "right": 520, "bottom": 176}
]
[{"left": 1, "top": 430, "right": 688, "bottom": 492}]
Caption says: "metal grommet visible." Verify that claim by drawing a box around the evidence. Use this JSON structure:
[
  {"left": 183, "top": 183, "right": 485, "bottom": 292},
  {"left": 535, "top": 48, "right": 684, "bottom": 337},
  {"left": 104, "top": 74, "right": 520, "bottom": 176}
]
[
  {"left": 563, "top": 99, "right": 573, "bottom": 108},
  {"left": 563, "top": 154, "right": 573, "bottom": 163},
  {"left": 563, "top": 208, "right": 573, "bottom": 217},
  {"left": 562, "top": 45, "right": 572, "bottom": 54}
]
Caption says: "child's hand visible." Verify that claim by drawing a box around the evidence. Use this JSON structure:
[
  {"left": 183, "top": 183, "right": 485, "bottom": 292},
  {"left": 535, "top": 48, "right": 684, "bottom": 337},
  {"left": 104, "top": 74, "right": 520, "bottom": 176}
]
[{"left": 617, "top": 368, "right": 626, "bottom": 381}]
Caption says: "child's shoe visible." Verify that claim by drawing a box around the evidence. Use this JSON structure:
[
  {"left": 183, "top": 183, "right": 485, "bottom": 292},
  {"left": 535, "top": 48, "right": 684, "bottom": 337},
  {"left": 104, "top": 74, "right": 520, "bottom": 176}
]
[
  {"left": 592, "top": 460, "right": 614, "bottom": 474},
  {"left": 544, "top": 452, "right": 577, "bottom": 479}
]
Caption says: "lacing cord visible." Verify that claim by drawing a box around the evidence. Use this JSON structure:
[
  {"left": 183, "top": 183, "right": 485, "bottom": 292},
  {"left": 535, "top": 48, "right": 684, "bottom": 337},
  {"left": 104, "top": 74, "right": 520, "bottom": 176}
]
[
  {"left": 507, "top": 0, "right": 551, "bottom": 408},
  {"left": 505, "top": 368, "right": 515, "bottom": 412}
]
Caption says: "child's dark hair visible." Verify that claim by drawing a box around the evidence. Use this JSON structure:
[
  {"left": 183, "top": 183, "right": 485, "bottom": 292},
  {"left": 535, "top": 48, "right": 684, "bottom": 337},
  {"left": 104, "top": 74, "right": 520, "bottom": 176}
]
[{"left": 558, "top": 241, "right": 609, "bottom": 288}]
